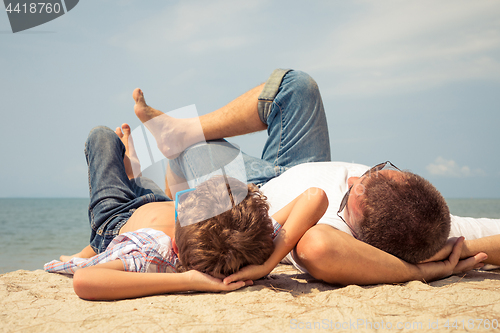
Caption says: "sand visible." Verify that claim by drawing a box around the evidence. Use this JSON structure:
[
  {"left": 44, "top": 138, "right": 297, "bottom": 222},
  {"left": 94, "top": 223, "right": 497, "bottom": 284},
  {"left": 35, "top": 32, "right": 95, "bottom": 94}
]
[{"left": 1, "top": 265, "right": 500, "bottom": 332}]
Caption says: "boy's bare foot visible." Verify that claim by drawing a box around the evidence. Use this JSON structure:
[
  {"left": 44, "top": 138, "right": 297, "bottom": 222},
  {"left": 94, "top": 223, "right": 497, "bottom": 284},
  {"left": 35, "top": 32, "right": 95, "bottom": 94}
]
[
  {"left": 132, "top": 88, "right": 205, "bottom": 159},
  {"left": 59, "top": 255, "right": 74, "bottom": 262},
  {"left": 115, "top": 123, "right": 142, "bottom": 179}
]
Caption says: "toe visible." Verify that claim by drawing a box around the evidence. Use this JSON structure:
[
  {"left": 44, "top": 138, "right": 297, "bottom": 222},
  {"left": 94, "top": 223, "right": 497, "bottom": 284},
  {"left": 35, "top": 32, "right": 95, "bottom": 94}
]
[
  {"left": 121, "top": 123, "right": 131, "bottom": 136},
  {"left": 133, "top": 88, "right": 144, "bottom": 103}
]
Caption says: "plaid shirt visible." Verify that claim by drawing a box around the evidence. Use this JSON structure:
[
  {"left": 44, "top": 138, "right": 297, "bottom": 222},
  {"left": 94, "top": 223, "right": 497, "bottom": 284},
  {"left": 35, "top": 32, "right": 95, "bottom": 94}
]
[
  {"left": 44, "top": 228, "right": 177, "bottom": 274},
  {"left": 45, "top": 219, "right": 282, "bottom": 275}
]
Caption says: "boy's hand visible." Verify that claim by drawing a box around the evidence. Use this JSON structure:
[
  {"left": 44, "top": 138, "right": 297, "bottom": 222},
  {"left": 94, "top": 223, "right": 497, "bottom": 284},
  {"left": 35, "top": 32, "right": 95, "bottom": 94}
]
[
  {"left": 187, "top": 270, "right": 253, "bottom": 292},
  {"left": 415, "top": 237, "right": 487, "bottom": 282},
  {"left": 222, "top": 264, "right": 272, "bottom": 285}
]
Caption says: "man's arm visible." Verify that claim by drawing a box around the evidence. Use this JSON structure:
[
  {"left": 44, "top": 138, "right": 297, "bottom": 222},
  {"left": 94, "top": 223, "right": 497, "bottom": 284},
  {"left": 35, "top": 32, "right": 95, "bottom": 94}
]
[
  {"left": 72, "top": 260, "right": 251, "bottom": 301},
  {"left": 463, "top": 235, "right": 500, "bottom": 265},
  {"left": 427, "top": 235, "right": 500, "bottom": 266},
  {"left": 223, "top": 187, "right": 329, "bottom": 283},
  {"left": 295, "top": 225, "right": 487, "bottom": 285}
]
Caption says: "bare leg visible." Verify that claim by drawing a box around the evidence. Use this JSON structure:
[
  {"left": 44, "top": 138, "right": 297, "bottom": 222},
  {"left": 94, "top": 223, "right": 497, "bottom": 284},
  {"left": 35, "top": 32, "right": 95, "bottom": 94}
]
[
  {"left": 115, "top": 123, "right": 141, "bottom": 179},
  {"left": 132, "top": 84, "right": 266, "bottom": 158},
  {"left": 198, "top": 83, "right": 267, "bottom": 139}
]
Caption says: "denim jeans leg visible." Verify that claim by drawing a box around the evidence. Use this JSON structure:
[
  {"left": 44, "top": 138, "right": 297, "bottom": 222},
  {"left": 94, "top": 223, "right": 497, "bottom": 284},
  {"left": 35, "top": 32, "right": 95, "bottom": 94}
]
[
  {"left": 85, "top": 126, "right": 170, "bottom": 253},
  {"left": 168, "top": 69, "right": 331, "bottom": 188},
  {"left": 168, "top": 139, "right": 275, "bottom": 187},
  {"left": 258, "top": 69, "right": 331, "bottom": 175}
]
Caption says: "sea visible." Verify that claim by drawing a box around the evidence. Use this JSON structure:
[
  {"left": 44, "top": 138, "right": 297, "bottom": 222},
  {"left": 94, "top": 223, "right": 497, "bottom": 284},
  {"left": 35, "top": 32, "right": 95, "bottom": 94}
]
[{"left": 1, "top": 198, "right": 500, "bottom": 274}]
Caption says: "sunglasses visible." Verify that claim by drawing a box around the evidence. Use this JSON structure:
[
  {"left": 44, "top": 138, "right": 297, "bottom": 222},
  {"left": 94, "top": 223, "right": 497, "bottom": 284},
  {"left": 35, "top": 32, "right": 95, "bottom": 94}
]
[
  {"left": 337, "top": 161, "right": 401, "bottom": 238},
  {"left": 174, "top": 188, "right": 196, "bottom": 226}
]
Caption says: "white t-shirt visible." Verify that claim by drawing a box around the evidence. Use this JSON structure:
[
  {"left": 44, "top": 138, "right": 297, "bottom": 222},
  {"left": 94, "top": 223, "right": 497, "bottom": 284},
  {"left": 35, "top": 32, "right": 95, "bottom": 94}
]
[{"left": 260, "top": 162, "right": 500, "bottom": 271}]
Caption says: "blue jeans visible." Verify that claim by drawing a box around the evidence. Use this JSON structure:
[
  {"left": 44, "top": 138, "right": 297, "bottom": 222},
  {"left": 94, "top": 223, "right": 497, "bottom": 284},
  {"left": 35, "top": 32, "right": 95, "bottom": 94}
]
[
  {"left": 85, "top": 126, "right": 171, "bottom": 253},
  {"left": 169, "top": 69, "right": 331, "bottom": 187}
]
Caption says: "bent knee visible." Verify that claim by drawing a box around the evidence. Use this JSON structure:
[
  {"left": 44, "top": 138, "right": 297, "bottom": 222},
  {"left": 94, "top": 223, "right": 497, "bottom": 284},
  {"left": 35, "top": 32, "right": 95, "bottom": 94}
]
[
  {"left": 86, "top": 126, "right": 118, "bottom": 147},
  {"left": 88, "top": 126, "right": 114, "bottom": 140},
  {"left": 286, "top": 70, "right": 320, "bottom": 98}
]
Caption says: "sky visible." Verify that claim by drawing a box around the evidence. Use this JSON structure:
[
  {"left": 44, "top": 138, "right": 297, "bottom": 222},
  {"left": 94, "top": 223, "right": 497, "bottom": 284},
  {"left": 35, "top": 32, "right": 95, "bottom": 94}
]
[{"left": 1, "top": 0, "right": 499, "bottom": 198}]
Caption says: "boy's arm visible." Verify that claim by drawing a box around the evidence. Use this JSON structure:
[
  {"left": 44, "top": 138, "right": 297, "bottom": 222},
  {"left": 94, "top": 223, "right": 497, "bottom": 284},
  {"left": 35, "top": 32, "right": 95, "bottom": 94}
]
[
  {"left": 223, "top": 187, "right": 328, "bottom": 284},
  {"left": 73, "top": 260, "right": 251, "bottom": 301}
]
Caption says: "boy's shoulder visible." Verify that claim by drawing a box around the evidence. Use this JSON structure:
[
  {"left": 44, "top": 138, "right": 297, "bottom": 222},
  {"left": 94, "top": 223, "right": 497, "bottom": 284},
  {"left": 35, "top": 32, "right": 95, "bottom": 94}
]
[
  {"left": 111, "top": 228, "right": 172, "bottom": 249},
  {"left": 114, "top": 228, "right": 178, "bottom": 273}
]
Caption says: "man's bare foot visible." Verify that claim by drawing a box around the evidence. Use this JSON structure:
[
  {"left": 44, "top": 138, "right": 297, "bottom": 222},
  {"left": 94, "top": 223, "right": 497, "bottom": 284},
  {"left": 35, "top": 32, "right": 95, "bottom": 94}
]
[
  {"left": 115, "top": 123, "right": 142, "bottom": 179},
  {"left": 132, "top": 88, "right": 205, "bottom": 159},
  {"left": 133, "top": 88, "right": 164, "bottom": 123}
]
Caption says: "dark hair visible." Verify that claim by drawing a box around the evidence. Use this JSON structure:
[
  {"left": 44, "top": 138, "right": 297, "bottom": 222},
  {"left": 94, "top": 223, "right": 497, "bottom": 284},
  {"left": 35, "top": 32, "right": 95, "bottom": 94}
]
[
  {"left": 174, "top": 176, "right": 275, "bottom": 276},
  {"left": 358, "top": 171, "right": 450, "bottom": 263}
]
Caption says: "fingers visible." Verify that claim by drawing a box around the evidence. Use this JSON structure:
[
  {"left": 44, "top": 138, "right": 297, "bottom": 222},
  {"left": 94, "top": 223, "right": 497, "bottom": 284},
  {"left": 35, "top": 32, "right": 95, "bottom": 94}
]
[
  {"left": 223, "top": 273, "right": 240, "bottom": 285},
  {"left": 454, "top": 252, "right": 488, "bottom": 274},
  {"left": 223, "top": 280, "right": 246, "bottom": 291},
  {"left": 223, "top": 274, "right": 254, "bottom": 286},
  {"left": 448, "top": 236, "right": 465, "bottom": 265},
  {"left": 421, "top": 237, "right": 458, "bottom": 263},
  {"left": 222, "top": 279, "right": 254, "bottom": 292},
  {"left": 473, "top": 263, "right": 486, "bottom": 270}
]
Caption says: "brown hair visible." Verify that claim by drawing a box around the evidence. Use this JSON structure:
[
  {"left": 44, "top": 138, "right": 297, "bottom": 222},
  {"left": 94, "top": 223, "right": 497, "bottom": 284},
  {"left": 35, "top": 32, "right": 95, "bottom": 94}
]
[
  {"left": 174, "top": 176, "right": 275, "bottom": 276},
  {"left": 358, "top": 171, "right": 450, "bottom": 264}
]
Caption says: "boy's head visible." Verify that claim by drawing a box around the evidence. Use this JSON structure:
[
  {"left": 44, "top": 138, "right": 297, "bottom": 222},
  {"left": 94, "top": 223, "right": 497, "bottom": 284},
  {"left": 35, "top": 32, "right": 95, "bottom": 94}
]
[
  {"left": 174, "top": 176, "right": 275, "bottom": 276},
  {"left": 357, "top": 171, "right": 451, "bottom": 264}
]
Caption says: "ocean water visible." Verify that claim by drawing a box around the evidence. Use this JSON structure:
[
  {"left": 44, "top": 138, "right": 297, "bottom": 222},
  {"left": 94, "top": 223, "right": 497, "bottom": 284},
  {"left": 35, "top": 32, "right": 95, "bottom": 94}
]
[
  {"left": 0, "top": 198, "right": 89, "bottom": 274},
  {"left": 0, "top": 198, "right": 499, "bottom": 274}
]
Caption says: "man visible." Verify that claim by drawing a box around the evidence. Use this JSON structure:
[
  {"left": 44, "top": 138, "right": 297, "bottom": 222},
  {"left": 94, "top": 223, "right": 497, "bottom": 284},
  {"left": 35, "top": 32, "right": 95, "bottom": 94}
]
[{"left": 132, "top": 69, "right": 498, "bottom": 285}]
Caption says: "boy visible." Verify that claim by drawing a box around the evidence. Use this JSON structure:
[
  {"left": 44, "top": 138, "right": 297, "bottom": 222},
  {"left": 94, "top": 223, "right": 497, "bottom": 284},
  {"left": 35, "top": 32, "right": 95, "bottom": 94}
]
[{"left": 44, "top": 124, "right": 329, "bottom": 300}]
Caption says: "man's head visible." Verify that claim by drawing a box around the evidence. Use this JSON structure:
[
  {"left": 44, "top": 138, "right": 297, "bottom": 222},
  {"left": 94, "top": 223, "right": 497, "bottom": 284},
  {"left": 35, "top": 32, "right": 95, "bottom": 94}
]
[
  {"left": 174, "top": 176, "right": 275, "bottom": 276},
  {"left": 344, "top": 166, "right": 450, "bottom": 264}
]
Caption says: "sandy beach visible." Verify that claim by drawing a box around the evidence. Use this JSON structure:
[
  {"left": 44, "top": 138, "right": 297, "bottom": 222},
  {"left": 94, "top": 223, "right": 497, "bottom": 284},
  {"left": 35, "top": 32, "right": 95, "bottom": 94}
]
[{"left": 2, "top": 265, "right": 500, "bottom": 332}]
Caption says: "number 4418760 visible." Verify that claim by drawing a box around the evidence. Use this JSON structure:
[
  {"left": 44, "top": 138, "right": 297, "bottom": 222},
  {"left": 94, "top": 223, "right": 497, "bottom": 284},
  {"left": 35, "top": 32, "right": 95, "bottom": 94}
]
[
  {"left": 444, "top": 319, "right": 498, "bottom": 330},
  {"left": 5, "top": 2, "right": 62, "bottom": 14}
]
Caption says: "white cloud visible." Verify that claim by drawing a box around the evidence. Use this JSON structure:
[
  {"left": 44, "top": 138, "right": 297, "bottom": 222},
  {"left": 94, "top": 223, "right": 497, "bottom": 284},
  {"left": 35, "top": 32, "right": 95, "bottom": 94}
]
[
  {"left": 110, "top": 0, "right": 263, "bottom": 57},
  {"left": 426, "top": 157, "right": 485, "bottom": 177},
  {"left": 307, "top": 0, "right": 500, "bottom": 97},
  {"left": 109, "top": 0, "right": 500, "bottom": 98}
]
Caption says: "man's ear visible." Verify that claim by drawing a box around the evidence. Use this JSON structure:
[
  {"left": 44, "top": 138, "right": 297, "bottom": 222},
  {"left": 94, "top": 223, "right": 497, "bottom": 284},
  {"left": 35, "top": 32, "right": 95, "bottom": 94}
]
[{"left": 172, "top": 238, "right": 179, "bottom": 254}]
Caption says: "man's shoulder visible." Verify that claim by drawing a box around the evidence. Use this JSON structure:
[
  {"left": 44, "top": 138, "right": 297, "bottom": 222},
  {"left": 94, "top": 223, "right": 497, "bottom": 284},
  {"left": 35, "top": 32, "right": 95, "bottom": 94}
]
[
  {"left": 285, "top": 161, "right": 368, "bottom": 173},
  {"left": 269, "top": 162, "right": 368, "bottom": 185}
]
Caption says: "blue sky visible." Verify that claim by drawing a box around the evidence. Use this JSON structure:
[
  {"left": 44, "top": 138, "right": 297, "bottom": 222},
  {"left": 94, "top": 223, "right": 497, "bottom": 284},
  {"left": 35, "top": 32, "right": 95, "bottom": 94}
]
[{"left": 1, "top": 0, "right": 499, "bottom": 198}]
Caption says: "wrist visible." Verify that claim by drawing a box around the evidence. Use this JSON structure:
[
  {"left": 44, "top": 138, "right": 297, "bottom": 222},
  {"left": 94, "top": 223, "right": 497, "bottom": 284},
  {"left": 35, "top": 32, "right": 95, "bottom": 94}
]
[
  {"left": 183, "top": 270, "right": 200, "bottom": 290},
  {"left": 409, "top": 263, "right": 426, "bottom": 282},
  {"left": 262, "top": 259, "right": 277, "bottom": 275},
  {"left": 462, "top": 239, "right": 471, "bottom": 259}
]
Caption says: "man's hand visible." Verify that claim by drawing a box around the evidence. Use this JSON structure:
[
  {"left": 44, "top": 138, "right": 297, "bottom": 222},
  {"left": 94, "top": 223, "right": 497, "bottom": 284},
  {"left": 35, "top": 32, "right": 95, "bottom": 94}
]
[
  {"left": 420, "top": 237, "right": 458, "bottom": 263},
  {"left": 222, "top": 264, "right": 272, "bottom": 285},
  {"left": 416, "top": 237, "right": 487, "bottom": 282},
  {"left": 187, "top": 270, "right": 253, "bottom": 292}
]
